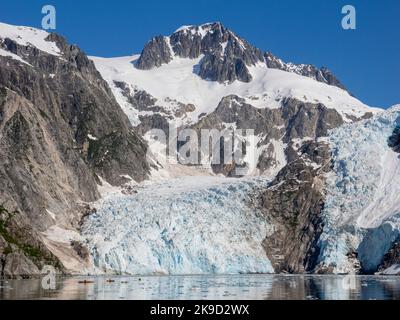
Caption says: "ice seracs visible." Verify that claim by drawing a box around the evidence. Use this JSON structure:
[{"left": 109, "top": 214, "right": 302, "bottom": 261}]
[
  {"left": 317, "top": 106, "right": 400, "bottom": 273},
  {"left": 82, "top": 176, "right": 274, "bottom": 275}
]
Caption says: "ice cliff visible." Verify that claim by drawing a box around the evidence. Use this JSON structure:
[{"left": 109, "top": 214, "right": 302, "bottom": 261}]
[
  {"left": 82, "top": 177, "right": 274, "bottom": 275},
  {"left": 317, "top": 106, "right": 400, "bottom": 273}
]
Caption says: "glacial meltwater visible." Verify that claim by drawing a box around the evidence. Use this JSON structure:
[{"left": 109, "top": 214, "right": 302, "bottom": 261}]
[{"left": 1, "top": 275, "right": 400, "bottom": 300}]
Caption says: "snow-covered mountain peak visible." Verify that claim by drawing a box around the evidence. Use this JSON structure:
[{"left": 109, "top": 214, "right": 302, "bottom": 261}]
[
  {"left": 91, "top": 53, "right": 378, "bottom": 128},
  {"left": 0, "top": 22, "right": 61, "bottom": 57},
  {"left": 172, "top": 22, "right": 246, "bottom": 45},
  {"left": 134, "top": 22, "right": 360, "bottom": 97},
  {"left": 135, "top": 22, "right": 264, "bottom": 83},
  {"left": 91, "top": 19, "right": 381, "bottom": 180},
  {"left": 174, "top": 22, "right": 225, "bottom": 37}
]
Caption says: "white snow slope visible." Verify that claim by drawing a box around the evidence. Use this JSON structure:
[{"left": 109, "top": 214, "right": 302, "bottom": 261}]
[
  {"left": 0, "top": 22, "right": 61, "bottom": 64},
  {"left": 317, "top": 105, "right": 400, "bottom": 273},
  {"left": 90, "top": 54, "right": 378, "bottom": 127},
  {"left": 82, "top": 176, "right": 274, "bottom": 275}
]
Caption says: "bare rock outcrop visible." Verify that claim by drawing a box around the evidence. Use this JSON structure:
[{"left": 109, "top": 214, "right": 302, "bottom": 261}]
[
  {"left": 258, "top": 141, "right": 331, "bottom": 273},
  {"left": 0, "top": 32, "right": 150, "bottom": 277}
]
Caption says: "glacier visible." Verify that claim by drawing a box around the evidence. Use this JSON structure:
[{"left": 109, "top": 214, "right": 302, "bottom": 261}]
[
  {"left": 317, "top": 106, "right": 400, "bottom": 273},
  {"left": 82, "top": 176, "right": 274, "bottom": 275}
]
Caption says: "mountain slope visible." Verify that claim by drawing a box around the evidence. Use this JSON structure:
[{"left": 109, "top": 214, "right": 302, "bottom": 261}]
[
  {"left": 0, "top": 22, "right": 150, "bottom": 277},
  {"left": 91, "top": 54, "right": 374, "bottom": 126}
]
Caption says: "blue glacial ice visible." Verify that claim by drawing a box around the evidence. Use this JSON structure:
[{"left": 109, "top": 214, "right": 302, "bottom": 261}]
[
  {"left": 317, "top": 106, "right": 400, "bottom": 273},
  {"left": 82, "top": 176, "right": 274, "bottom": 275}
]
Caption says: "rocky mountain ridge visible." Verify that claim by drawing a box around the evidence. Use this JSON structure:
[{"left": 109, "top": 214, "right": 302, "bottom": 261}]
[{"left": 0, "top": 23, "right": 149, "bottom": 278}]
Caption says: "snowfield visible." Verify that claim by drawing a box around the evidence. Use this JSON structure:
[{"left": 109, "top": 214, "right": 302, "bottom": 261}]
[
  {"left": 82, "top": 176, "right": 274, "bottom": 275},
  {"left": 317, "top": 106, "right": 400, "bottom": 273},
  {"left": 90, "top": 54, "right": 378, "bottom": 126},
  {"left": 0, "top": 22, "right": 61, "bottom": 56}
]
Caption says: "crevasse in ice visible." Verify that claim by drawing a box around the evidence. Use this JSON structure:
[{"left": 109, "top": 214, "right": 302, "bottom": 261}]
[
  {"left": 82, "top": 176, "right": 274, "bottom": 275},
  {"left": 317, "top": 106, "right": 400, "bottom": 273}
]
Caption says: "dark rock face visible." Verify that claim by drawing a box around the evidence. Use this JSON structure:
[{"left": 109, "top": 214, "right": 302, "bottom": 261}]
[
  {"left": 280, "top": 98, "right": 344, "bottom": 142},
  {"left": 319, "top": 67, "right": 348, "bottom": 92},
  {"left": 258, "top": 141, "right": 331, "bottom": 273},
  {"left": 0, "top": 205, "right": 60, "bottom": 279},
  {"left": 198, "top": 54, "right": 252, "bottom": 83},
  {"left": 136, "top": 23, "right": 349, "bottom": 87},
  {"left": 388, "top": 126, "right": 400, "bottom": 153},
  {"left": 136, "top": 22, "right": 264, "bottom": 83},
  {"left": 191, "top": 95, "right": 343, "bottom": 176},
  {"left": 136, "top": 36, "right": 173, "bottom": 69},
  {"left": 377, "top": 241, "right": 400, "bottom": 274},
  {"left": 114, "top": 81, "right": 157, "bottom": 111},
  {"left": 0, "top": 34, "right": 150, "bottom": 277},
  {"left": 114, "top": 80, "right": 195, "bottom": 122},
  {"left": 264, "top": 52, "right": 349, "bottom": 92}
]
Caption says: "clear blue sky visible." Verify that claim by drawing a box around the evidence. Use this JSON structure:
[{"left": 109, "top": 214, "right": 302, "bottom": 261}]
[{"left": 1, "top": 0, "right": 399, "bottom": 108}]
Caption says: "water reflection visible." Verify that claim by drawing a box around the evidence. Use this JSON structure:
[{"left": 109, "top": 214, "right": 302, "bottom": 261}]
[{"left": 1, "top": 275, "right": 400, "bottom": 300}]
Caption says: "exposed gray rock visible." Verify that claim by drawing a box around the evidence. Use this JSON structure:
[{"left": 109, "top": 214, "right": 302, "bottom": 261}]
[
  {"left": 136, "top": 36, "right": 173, "bottom": 69},
  {"left": 2, "top": 251, "right": 41, "bottom": 279},
  {"left": 257, "top": 141, "right": 331, "bottom": 273},
  {"left": 377, "top": 241, "right": 400, "bottom": 275},
  {"left": 280, "top": 97, "right": 344, "bottom": 142},
  {"left": 389, "top": 126, "right": 400, "bottom": 153},
  {"left": 190, "top": 95, "right": 343, "bottom": 176},
  {"left": 0, "top": 33, "right": 150, "bottom": 277},
  {"left": 198, "top": 54, "right": 252, "bottom": 83},
  {"left": 70, "top": 240, "right": 90, "bottom": 260},
  {"left": 136, "top": 22, "right": 264, "bottom": 83},
  {"left": 114, "top": 81, "right": 157, "bottom": 111}
]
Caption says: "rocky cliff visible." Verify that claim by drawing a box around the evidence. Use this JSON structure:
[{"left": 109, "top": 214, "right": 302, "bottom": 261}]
[
  {"left": 0, "top": 25, "right": 150, "bottom": 278},
  {"left": 136, "top": 22, "right": 348, "bottom": 90},
  {"left": 136, "top": 22, "right": 264, "bottom": 83}
]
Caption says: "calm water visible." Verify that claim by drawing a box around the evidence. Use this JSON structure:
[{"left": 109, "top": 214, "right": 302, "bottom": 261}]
[{"left": 1, "top": 275, "right": 400, "bottom": 300}]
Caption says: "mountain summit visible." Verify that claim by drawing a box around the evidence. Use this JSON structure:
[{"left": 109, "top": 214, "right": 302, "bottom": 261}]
[
  {"left": 136, "top": 22, "right": 346, "bottom": 90},
  {"left": 136, "top": 22, "right": 264, "bottom": 83},
  {"left": 2, "top": 21, "right": 397, "bottom": 279}
]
